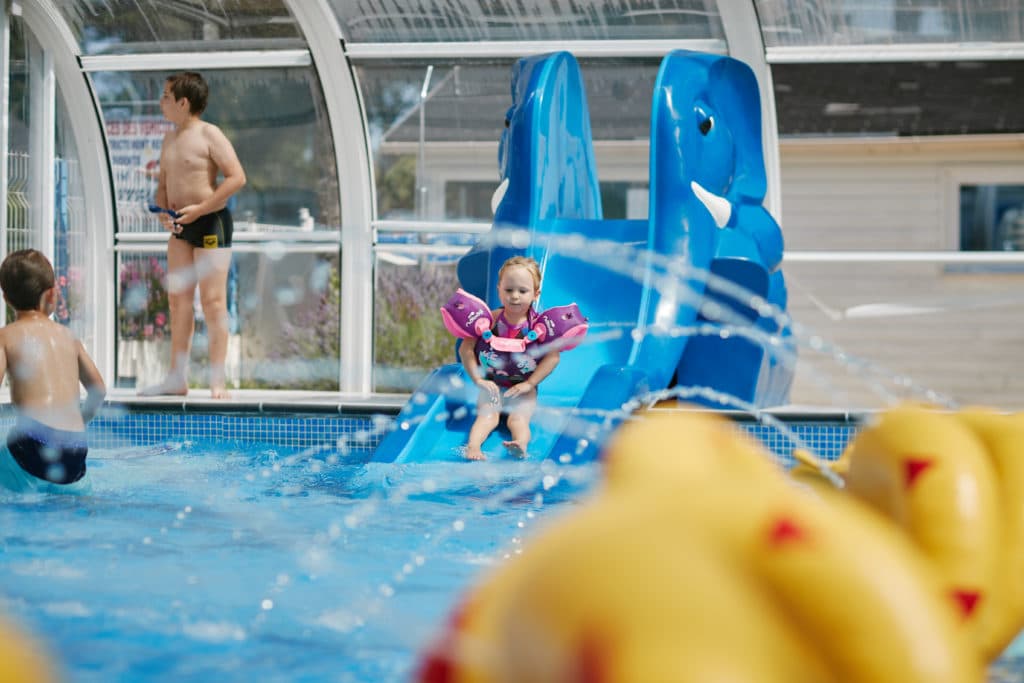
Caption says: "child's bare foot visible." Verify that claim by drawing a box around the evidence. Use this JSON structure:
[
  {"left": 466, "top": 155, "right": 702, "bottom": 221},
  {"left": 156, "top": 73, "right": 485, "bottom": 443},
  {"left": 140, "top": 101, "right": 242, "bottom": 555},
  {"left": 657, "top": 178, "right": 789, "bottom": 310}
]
[
  {"left": 137, "top": 378, "right": 188, "bottom": 397},
  {"left": 503, "top": 440, "right": 528, "bottom": 459},
  {"left": 464, "top": 445, "right": 486, "bottom": 461},
  {"left": 210, "top": 387, "right": 232, "bottom": 399}
]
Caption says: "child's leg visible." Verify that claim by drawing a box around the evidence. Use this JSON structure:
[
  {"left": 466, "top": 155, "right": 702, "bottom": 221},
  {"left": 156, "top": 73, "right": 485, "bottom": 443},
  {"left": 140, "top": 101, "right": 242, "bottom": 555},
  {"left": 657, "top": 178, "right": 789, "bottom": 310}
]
[
  {"left": 503, "top": 395, "right": 536, "bottom": 458},
  {"left": 465, "top": 393, "right": 500, "bottom": 461}
]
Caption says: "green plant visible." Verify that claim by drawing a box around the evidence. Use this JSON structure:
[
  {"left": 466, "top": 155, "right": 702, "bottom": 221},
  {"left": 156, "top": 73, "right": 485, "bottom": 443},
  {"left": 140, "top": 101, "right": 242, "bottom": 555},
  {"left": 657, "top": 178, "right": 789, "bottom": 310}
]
[{"left": 374, "top": 261, "right": 459, "bottom": 389}]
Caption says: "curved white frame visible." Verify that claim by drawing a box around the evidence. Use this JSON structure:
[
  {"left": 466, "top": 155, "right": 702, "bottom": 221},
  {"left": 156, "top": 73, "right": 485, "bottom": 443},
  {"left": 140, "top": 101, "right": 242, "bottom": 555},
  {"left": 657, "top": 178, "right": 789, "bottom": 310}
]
[
  {"left": 718, "top": 1, "right": 782, "bottom": 221},
  {"left": 22, "top": 0, "right": 117, "bottom": 380},
  {"left": 284, "top": 0, "right": 375, "bottom": 394}
]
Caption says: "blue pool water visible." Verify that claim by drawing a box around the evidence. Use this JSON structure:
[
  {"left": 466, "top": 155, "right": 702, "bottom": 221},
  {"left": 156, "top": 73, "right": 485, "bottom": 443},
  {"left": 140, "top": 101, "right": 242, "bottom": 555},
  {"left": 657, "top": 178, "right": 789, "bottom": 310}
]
[
  {"left": 3, "top": 411, "right": 1022, "bottom": 682},
  {"left": 0, "top": 421, "right": 597, "bottom": 682}
]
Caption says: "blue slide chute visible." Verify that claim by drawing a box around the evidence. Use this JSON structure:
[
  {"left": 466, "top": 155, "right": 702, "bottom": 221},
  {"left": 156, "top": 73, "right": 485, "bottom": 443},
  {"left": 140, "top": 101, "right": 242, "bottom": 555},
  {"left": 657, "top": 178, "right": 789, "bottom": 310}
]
[{"left": 373, "top": 50, "right": 794, "bottom": 464}]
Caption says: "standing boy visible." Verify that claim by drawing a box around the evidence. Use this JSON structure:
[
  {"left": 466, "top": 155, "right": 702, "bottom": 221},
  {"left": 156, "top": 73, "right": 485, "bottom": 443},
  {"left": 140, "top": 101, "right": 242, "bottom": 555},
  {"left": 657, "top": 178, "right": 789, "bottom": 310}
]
[
  {"left": 0, "top": 249, "right": 106, "bottom": 491},
  {"left": 140, "top": 71, "right": 246, "bottom": 399}
]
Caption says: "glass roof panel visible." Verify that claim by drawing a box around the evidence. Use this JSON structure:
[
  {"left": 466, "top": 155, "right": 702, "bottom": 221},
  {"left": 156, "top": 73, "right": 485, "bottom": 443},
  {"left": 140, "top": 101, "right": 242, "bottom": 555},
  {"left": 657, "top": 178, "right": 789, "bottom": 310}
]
[
  {"left": 756, "top": 0, "right": 1024, "bottom": 48},
  {"left": 331, "top": 0, "right": 723, "bottom": 43},
  {"left": 52, "top": 0, "right": 304, "bottom": 55}
]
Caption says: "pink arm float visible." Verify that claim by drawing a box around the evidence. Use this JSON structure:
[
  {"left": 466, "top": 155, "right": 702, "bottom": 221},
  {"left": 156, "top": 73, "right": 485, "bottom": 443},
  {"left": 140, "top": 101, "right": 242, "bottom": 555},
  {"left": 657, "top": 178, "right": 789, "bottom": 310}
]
[{"left": 440, "top": 289, "right": 588, "bottom": 352}]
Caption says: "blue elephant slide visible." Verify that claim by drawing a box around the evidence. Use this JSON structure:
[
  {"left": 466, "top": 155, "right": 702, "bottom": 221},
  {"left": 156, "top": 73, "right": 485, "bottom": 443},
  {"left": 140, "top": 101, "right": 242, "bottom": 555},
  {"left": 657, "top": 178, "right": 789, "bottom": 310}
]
[{"left": 373, "top": 50, "right": 795, "bottom": 465}]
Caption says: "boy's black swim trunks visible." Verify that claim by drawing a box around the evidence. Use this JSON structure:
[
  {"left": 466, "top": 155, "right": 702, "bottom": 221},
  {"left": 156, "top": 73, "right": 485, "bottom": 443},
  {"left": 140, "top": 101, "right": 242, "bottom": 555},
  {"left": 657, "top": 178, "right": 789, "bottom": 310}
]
[{"left": 174, "top": 207, "right": 233, "bottom": 249}]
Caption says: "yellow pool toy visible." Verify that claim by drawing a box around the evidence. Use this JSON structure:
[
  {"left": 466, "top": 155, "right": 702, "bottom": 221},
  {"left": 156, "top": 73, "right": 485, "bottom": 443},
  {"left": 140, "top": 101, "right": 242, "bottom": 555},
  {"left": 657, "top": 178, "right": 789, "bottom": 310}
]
[
  {"left": 791, "top": 404, "right": 1024, "bottom": 661},
  {"left": 955, "top": 409, "right": 1024, "bottom": 658},
  {"left": 0, "top": 616, "right": 57, "bottom": 683},
  {"left": 418, "top": 410, "right": 982, "bottom": 682}
]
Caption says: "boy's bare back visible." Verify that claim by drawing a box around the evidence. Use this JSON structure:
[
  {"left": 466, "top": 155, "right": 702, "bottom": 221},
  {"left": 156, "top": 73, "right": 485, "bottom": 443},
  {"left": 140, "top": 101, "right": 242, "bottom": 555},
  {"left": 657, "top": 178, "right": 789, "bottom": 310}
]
[{"left": 0, "top": 316, "right": 102, "bottom": 432}]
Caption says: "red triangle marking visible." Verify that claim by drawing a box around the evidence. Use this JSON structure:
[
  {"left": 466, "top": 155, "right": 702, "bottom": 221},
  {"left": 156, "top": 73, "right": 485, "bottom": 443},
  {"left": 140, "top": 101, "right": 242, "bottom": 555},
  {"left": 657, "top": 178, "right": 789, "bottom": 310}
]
[
  {"left": 951, "top": 589, "right": 982, "bottom": 618},
  {"left": 904, "top": 457, "right": 934, "bottom": 488},
  {"left": 768, "top": 517, "right": 806, "bottom": 547},
  {"left": 576, "top": 631, "right": 607, "bottom": 683}
]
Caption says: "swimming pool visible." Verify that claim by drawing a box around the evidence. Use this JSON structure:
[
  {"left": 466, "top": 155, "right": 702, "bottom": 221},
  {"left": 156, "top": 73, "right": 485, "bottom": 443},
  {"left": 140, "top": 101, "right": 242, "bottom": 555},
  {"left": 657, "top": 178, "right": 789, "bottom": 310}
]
[{"left": 0, "top": 409, "right": 1019, "bottom": 682}]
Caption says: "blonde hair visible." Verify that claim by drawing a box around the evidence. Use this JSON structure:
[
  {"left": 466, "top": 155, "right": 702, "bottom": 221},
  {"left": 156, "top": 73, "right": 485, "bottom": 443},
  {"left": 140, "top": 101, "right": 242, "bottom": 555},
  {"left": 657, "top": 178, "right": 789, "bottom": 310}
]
[{"left": 498, "top": 256, "right": 542, "bottom": 290}]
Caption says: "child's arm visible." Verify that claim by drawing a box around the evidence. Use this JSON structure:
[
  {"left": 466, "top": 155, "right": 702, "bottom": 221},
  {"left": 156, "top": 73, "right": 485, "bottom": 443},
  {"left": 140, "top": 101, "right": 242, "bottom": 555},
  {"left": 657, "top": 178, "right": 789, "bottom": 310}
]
[
  {"left": 458, "top": 340, "right": 485, "bottom": 385},
  {"left": 458, "top": 339, "right": 499, "bottom": 400},
  {"left": 76, "top": 340, "right": 106, "bottom": 423},
  {"left": 504, "top": 350, "right": 560, "bottom": 398},
  {"left": 154, "top": 133, "right": 176, "bottom": 232}
]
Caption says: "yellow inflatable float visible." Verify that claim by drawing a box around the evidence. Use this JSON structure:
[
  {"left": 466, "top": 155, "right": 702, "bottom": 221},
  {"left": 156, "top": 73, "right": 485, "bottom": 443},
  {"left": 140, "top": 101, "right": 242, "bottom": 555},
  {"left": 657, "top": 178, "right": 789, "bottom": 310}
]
[
  {"left": 0, "top": 616, "right": 57, "bottom": 683},
  {"left": 793, "top": 404, "right": 1024, "bottom": 662},
  {"left": 417, "top": 410, "right": 983, "bottom": 682}
]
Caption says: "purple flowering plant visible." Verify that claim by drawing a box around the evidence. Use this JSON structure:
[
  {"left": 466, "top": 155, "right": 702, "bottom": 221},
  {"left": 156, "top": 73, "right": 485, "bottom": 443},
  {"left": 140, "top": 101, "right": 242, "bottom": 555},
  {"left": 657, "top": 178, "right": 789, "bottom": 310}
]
[
  {"left": 267, "top": 265, "right": 342, "bottom": 390},
  {"left": 54, "top": 266, "right": 83, "bottom": 325},
  {"left": 374, "top": 262, "right": 459, "bottom": 383},
  {"left": 119, "top": 256, "right": 170, "bottom": 340}
]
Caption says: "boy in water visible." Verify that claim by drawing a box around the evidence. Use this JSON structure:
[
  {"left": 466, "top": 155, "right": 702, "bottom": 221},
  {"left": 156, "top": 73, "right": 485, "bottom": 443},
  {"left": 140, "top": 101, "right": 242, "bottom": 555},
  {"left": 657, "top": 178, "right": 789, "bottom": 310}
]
[
  {"left": 459, "top": 256, "right": 560, "bottom": 460},
  {"left": 0, "top": 249, "right": 106, "bottom": 491},
  {"left": 140, "top": 71, "right": 246, "bottom": 399}
]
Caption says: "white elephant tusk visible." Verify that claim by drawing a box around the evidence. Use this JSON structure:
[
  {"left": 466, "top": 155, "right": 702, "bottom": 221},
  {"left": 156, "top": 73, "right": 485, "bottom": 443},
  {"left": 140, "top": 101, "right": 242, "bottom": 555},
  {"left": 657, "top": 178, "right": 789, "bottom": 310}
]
[
  {"left": 491, "top": 177, "right": 510, "bottom": 215},
  {"left": 690, "top": 180, "right": 732, "bottom": 228}
]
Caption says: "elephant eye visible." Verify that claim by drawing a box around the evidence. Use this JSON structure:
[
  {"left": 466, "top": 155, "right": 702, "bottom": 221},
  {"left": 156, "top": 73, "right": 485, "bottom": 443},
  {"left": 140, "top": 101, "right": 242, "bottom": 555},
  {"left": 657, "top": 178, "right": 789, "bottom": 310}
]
[{"left": 698, "top": 115, "right": 713, "bottom": 136}]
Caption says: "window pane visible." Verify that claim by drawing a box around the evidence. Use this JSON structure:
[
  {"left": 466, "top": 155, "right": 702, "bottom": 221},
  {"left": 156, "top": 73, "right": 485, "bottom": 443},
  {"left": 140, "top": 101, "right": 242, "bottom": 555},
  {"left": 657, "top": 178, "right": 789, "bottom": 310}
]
[
  {"left": 115, "top": 250, "right": 340, "bottom": 391},
  {"left": 960, "top": 184, "right": 1024, "bottom": 251},
  {"left": 757, "top": 0, "right": 1024, "bottom": 48},
  {"left": 116, "top": 252, "right": 172, "bottom": 389},
  {"left": 332, "top": 0, "right": 723, "bottom": 43},
  {"left": 92, "top": 67, "right": 340, "bottom": 234},
  {"left": 53, "top": 0, "right": 304, "bottom": 55},
  {"left": 55, "top": 85, "right": 91, "bottom": 344},
  {"left": 359, "top": 59, "right": 657, "bottom": 221},
  {"left": 235, "top": 252, "right": 340, "bottom": 391},
  {"left": 374, "top": 256, "right": 460, "bottom": 392},
  {"left": 7, "top": 16, "right": 34, "bottom": 252}
]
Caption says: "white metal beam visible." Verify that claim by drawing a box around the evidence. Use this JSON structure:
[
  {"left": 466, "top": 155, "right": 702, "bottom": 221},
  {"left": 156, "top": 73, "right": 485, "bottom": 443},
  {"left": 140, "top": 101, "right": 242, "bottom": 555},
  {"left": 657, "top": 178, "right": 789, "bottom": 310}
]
[
  {"left": 767, "top": 42, "right": 1024, "bottom": 64},
  {"left": 346, "top": 39, "right": 727, "bottom": 60},
  {"left": 717, "top": 0, "right": 782, "bottom": 223},
  {"left": 28, "top": 33, "right": 55, "bottom": 259},
  {"left": 285, "top": 0, "right": 376, "bottom": 394},
  {"left": 80, "top": 49, "right": 311, "bottom": 72},
  {"left": 24, "top": 0, "right": 117, "bottom": 383}
]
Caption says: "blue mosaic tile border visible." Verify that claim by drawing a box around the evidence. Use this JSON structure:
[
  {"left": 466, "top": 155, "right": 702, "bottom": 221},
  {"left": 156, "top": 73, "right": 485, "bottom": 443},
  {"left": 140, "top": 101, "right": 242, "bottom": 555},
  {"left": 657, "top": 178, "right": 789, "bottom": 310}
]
[
  {"left": 0, "top": 410, "right": 859, "bottom": 462},
  {"left": 741, "top": 422, "right": 859, "bottom": 463}
]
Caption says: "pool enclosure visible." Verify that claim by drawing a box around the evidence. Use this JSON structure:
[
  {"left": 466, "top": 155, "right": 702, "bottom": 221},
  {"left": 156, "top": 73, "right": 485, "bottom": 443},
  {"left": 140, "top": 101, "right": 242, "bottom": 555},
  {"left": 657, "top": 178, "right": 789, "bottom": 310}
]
[{"left": 3, "top": 1, "right": 1024, "bottom": 406}]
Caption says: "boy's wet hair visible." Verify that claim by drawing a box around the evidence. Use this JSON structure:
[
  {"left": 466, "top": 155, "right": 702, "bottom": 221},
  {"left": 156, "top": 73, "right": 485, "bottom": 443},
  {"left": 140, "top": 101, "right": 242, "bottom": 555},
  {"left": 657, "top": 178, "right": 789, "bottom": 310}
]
[
  {"left": 0, "top": 249, "right": 55, "bottom": 311},
  {"left": 167, "top": 71, "right": 209, "bottom": 115},
  {"left": 499, "top": 255, "right": 542, "bottom": 290}
]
